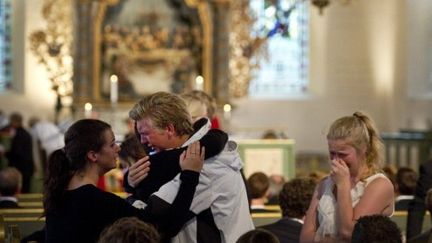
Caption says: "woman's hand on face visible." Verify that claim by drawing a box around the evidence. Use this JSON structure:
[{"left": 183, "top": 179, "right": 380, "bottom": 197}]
[
  {"left": 180, "top": 141, "right": 205, "bottom": 172},
  {"left": 330, "top": 159, "right": 350, "bottom": 187},
  {"left": 127, "top": 156, "right": 151, "bottom": 188}
]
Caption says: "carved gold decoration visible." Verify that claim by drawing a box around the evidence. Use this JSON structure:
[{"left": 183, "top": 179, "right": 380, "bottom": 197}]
[
  {"left": 91, "top": 0, "right": 212, "bottom": 97},
  {"left": 229, "top": 0, "right": 267, "bottom": 98},
  {"left": 92, "top": 0, "right": 118, "bottom": 101},
  {"left": 29, "top": 0, "right": 73, "bottom": 120},
  {"left": 195, "top": 2, "right": 213, "bottom": 93}
]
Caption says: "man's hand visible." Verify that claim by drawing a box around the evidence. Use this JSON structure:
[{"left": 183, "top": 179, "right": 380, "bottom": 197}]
[
  {"left": 179, "top": 141, "right": 205, "bottom": 172},
  {"left": 127, "top": 156, "right": 151, "bottom": 188}
]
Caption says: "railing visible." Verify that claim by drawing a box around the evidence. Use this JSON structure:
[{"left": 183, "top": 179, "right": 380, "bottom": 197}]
[{"left": 381, "top": 130, "right": 432, "bottom": 169}]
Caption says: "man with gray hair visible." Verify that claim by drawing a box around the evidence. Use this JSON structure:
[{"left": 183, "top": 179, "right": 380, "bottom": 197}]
[{"left": 127, "top": 92, "right": 254, "bottom": 243}]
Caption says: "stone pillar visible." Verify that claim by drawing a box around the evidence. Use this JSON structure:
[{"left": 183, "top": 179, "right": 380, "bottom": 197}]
[
  {"left": 73, "top": 1, "right": 94, "bottom": 102},
  {"left": 210, "top": 0, "right": 231, "bottom": 104}
]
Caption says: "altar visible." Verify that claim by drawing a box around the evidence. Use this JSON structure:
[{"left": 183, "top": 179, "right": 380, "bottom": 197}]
[{"left": 72, "top": 0, "right": 232, "bottom": 108}]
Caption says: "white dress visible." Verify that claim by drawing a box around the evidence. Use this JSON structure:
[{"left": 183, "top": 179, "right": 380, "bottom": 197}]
[{"left": 314, "top": 173, "right": 392, "bottom": 242}]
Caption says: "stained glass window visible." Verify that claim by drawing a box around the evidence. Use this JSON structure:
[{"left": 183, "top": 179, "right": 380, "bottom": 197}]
[
  {"left": 249, "top": 0, "right": 309, "bottom": 98},
  {"left": 0, "top": 0, "right": 12, "bottom": 91}
]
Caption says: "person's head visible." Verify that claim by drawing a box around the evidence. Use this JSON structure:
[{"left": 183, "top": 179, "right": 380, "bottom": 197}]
[
  {"left": 129, "top": 92, "right": 194, "bottom": 152},
  {"left": 181, "top": 92, "right": 208, "bottom": 122},
  {"left": 351, "top": 215, "right": 402, "bottom": 243},
  {"left": 28, "top": 116, "right": 40, "bottom": 128},
  {"left": 308, "top": 171, "right": 326, "bottom": 184},
  {"left": 267, "top": 174, "right": 285, "bottom": 202},
  {"left": 44, "top": 119, "right": 119, "bottom": 214},
  {"left": 0, "top": 167, "right": 22, "bottom": 196},
  {"left": 186, "top": 90, "right": 217, "bottom": 120},
  {"left": 98, "top": 217, "right": 160, "bottom": 243},
  {"left": 236, "top": 229, "right": 280, "bottom": 243},
  {"left": 395, "top": 167, "right": 417, "bottom": 195},
  {"left": 9, "top": 112, "right": 23, "bottom": 128},
  {"left": 279, "top": 178, "right": 316, "bottom": 219},
  {"left": 247, "top": 172, "right": 270, "bottom": 200},
  {"left": 262, "top": 130, "right": 278, "bottom": 139},
  {"left": 327, "top": 111, "right": 384, "bottom": 178},
  {"left": 118, "top": 135, "right": 147, "bottom": 168}
]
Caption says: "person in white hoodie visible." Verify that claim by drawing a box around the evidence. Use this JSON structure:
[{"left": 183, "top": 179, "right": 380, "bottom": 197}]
[{"left": 127, "top": 92, "right": 254, "bottom": 243}]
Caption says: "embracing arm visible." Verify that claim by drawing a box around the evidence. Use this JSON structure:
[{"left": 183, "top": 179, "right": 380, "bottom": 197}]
[
  {"left": 146, "top": 170, "right": 199, "bottom": 237},
  {"left": 124, "top": 128, "right": 227, "bottom": 194},
  {"left": 337, "top": 177, "right": 394, "bottom": 240},
  {"left": 144, "top": 142, "right": 205, "bottom": 237}
]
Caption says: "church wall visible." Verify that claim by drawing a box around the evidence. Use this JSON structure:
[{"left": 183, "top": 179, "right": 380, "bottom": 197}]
[
  {"left": 230, "top": 0, "right": 432, "bottom": 154},
  {"left": 0, "top": 0, "right": 431, "bottom": 156},
  {"left": 0, "top": 0, "right": 56, "bottom": 122}
]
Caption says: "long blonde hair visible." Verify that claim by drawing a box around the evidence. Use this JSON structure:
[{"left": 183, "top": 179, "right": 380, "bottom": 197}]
[{"left": 327, "top": 111, "right": 384, "bottom": 177}]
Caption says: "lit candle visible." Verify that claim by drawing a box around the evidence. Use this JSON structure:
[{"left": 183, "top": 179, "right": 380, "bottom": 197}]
[
  {"left": 195, "top": 75, "right": 204, "bottom": 91},
  {"left": 110, "top": 74, "right": 118, "bottom": 104},
  {"left": 223, "top": 103, "right": 231, "bottom": 120},
  {"left": 84, "top": 102, "right": 92, "bottom": 118}
]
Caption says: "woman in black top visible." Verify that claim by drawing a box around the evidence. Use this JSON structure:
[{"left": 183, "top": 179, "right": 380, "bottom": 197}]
[{"left": 44, "top": 119, "right": 204, "bottom": 243}]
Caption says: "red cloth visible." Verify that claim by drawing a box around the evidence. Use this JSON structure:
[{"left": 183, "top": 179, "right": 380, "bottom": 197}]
[
  {"left": 211, "top": 116, "right": 221, "bottom": 129},
  {"left": 97, "top": 176, "right": 106, "bottom": 191}
]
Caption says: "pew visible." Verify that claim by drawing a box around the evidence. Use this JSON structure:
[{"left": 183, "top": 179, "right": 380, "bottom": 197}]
[
  {"left": 0, "top": 215, "right": 21, "bottom": 243},
  {"left": 0, "top": 209, "right": 45, "bottom": 238},
  {"left": 16, "top": 194, "right": 43, "bottom": 203},
  {"left": 252, "top": 212, "right": 281, "bottom": 227},
  {"left": 5, "top": 225, "right": 20, "bottom": 243},
  {"left": 15, "top": 192, "right": 128, "bottom": 209}
]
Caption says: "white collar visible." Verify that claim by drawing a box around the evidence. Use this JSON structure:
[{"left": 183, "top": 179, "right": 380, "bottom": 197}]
[
  {"left": 182, "top": 118, "right": 211, "bottom": 147},
  {"left": 288, "top": 217, "right": 304, "bottom": 224},
  {"left": 250, "top": 205, "right": 266, "bottom": 210},
  {"left": 0, "top": 196, "right": 18, "bottom": 203},
  {"left": 395, "top": 195, "right": 414, "bottom": 202}
]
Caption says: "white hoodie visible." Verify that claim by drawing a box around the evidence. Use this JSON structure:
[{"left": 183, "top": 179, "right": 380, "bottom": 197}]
[{"left": 153, "top": 121, "right": 254, "bottom": 243}]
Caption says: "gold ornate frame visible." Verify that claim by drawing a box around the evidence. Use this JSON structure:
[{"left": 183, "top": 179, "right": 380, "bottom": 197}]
[{"left": 90, "top": 0, "right": 214, "bottom": 101}]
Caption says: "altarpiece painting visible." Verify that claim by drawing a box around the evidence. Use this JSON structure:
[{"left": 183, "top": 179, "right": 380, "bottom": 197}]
[{"left": 99, "top": 0, "right": 203, "bottom": 101}]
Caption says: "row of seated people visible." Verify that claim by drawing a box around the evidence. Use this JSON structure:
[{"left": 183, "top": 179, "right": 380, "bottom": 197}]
[
  {"left": 66, "top": 214, "right": 404, "bottom": 243},
  {"left": 3, "top": 167, "right": 432, "bottom": 243},
  {"left": 0, "top": 107, "right": 430, "bottom": 242},
  {"left": 1, "top": 164, "right": 431, "bottom": 238},
  {"left": 246, "top": 166, "right": 419, "bottom": 214}
]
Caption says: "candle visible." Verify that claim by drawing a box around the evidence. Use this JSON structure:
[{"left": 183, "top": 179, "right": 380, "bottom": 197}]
[
  {"left": 223, "top": 103, "right": 231, "bottom": 120},
  {"left": 84, "top": 102, "right": 92, "bottom": 118},
  {"left": 195, "top": 75, "right": 204, "bottom": 91},
  {"left": 110, "top": 74, "right": 118, "bottom": 104}
]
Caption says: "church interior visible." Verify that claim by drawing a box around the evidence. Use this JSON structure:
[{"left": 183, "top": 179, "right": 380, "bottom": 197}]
[
  {"left": 1, "top": 0, "right": 431, "bottom": 174},
  {"left": 1, "top": 0, "right": 432, "bottom": 241}
]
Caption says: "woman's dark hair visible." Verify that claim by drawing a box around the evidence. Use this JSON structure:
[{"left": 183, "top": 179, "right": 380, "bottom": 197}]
[{"left": 43, "top": 119, "right": 111, "bottom": 214}]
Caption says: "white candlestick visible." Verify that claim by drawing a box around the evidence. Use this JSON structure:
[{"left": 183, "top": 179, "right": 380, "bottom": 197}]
[
  {"left": 110, "top": 74, "right": 118, "bottom": 104},
  {"left": 195, "top": 75, "right": 204, "bottom": 91},
  {"left": 84, "top": 102, "right": 92, "bottom": 118}
]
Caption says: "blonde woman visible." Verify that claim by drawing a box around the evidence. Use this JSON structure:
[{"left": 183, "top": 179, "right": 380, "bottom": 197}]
[{"left": 300, "top": 112, "right": 394, "bottom": 242}]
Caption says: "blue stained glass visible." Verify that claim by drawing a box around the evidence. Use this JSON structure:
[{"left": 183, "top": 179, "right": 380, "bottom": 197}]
[
  {"left": 0, "top": 0, "right": 12, "bottom": 91},
  {"left": 249, "top": 0, "right": 309, "bottom": 98}
]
